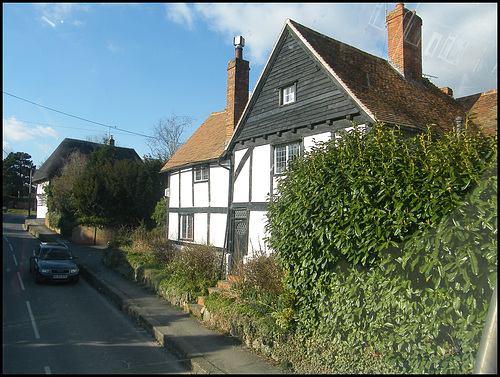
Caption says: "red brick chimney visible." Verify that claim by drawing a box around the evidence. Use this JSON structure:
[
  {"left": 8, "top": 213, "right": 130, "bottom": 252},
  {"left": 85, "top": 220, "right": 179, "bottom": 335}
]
[
  {"left": 226, "top": 36, "right": 250, "bottom": 141},
  {"left": 386, "top": 3, "right": 422, "bottom": 81}
]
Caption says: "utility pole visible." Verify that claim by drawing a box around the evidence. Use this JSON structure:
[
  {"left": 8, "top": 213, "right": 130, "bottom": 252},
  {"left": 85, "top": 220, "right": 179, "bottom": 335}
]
[{"left": 28, "top": 164, "right": 35, "bottom": 218}]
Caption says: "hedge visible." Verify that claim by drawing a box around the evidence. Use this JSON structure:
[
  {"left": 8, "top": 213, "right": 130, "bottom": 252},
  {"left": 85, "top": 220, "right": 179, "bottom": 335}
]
[{"left": 265, "top": 122, "right": 497, "bottom": 373}]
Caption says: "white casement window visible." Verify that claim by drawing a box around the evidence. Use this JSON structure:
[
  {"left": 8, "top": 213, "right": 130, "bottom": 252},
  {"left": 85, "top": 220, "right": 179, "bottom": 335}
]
[
  {"left": 281, "top": 83, "right": 296, "bottom": 105},
  {"left": 180, "top": 214, "right": 193, "bottom": 240},
  {"left": 194, "top": 165, "right": 209, "bottom": 182},
  {"left": 275, "top": 142, "right": 301, "bottom": 174}
]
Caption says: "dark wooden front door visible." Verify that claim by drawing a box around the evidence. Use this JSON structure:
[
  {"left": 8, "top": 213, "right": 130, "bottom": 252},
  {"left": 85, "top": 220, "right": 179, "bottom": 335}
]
[{"left": 231, "top": 208, "right": 248, "bottom": 269}]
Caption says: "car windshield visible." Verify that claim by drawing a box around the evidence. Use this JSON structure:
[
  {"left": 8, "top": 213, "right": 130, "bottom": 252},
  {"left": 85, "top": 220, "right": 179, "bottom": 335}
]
[{"left": 40, "top": 249, "right": 72, "bottom": 260}]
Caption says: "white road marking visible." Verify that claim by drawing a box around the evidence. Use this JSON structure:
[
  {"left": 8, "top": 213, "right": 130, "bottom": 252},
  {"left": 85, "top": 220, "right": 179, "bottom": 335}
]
[
  {"left": 44, "top": 366, "right": 51, "bottom": 374},
  {"left": 17, "top": 272, "right": 25, "bottom": 290},
  {"left": 13, "top": 254, "right": 18, "bottom": 266},
  {"left": 25, "top": 301, "right": 40, "bottom": 339},
  {"left": 9, "top": 243, "right": 13, "bottom": 252}
]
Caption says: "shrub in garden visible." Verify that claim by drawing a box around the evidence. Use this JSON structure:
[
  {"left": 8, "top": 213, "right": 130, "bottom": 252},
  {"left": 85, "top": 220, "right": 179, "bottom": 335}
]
[
  {"left": 236, "top": 249, "right": 285, "bottom": 294},
  {"left": 130, "top": 225, "right": 177, "bottom": 266},
  {"left": 265, "top": 121, "right": 497, "bottom": 373},
  {"left": 165, "top": 244, "right": 222, "bottom": 299}
]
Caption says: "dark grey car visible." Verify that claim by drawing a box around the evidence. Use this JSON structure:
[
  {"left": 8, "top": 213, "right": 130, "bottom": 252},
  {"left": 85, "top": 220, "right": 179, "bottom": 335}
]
[{"left": 29, "top": 242, "right": 79, "bottom": 283}]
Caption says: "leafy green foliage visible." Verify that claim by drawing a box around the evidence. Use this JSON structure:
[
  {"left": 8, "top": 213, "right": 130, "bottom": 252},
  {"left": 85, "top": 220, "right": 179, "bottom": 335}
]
[
  {"left": 71, "top": 146, "right": 164, "bottom": 228},
  {"left": 151, "top": 197, "right": 169, "bottom": 227},
  {"left": 46, "top": 151, "right": 88, "bottom": 224},
  {"left": 265, "top": 122, "right": 497, "bottom": 372},
  {"left": 3, "top": 152, "right": 34, "bottom": 198}
]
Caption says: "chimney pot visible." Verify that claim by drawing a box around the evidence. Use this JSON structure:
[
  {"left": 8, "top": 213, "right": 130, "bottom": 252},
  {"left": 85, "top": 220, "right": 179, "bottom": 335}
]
[{"left": 234, "top": 36, "right": 245, "bottom": 59}]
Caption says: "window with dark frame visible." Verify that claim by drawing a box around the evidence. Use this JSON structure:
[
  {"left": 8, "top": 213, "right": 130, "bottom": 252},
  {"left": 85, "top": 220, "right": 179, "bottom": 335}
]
[
  {"left": 274, "top": 142, "right": 301, "bottom": 174},
  {"left": 194, "top": 165, "right": 209, "bottom": 182},
  {"left": 280, "top": 83, "right": 296, "bottom": 105},
  {"left": 180, "top": 214, "right": 193, "bottom": 240}
]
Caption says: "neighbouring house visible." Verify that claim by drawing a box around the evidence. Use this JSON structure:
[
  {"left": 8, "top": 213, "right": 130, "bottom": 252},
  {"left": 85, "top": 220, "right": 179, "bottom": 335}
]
[
  {"left": 162, "top": 3, "right": 497, "bottom": 270},
  {"left": 456, "top": 89, "right": 498, "bottom": 136},
  {"left": 32, "top": 136, "right": 141, "bottom": 219}
]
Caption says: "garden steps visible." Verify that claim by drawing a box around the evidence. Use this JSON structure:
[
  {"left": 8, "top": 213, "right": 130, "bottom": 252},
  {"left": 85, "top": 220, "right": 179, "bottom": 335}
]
[{"left": 196, "top": 276, "right": 241, "bottom": 313}]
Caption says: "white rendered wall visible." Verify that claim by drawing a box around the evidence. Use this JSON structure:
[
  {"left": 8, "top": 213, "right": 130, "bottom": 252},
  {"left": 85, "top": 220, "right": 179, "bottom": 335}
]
[
  {"left": 210, "top": 213, "right": 228, "bottom": 248},
  {"left": 169, "top": 172, "right": 180, "bottom": 208},
  {"left": 194, "top": 181, "right": 209, "bottom": 207},
  {"left": 194, "top": 213, "right": 208, "bottom": 244},
  {"left": 36, "top": 182, "right": 49, "bottom": 219},
  {"left": 233, "top": 149, "right": 250, "bottom": 203},
  {"left": 247, "top": 210, "right": 269, "bottom": 260},
  {"left": 251, "top": 144, "right": 271, "bottom": 202},
  {"left": 304, "top": 131, "right": 332, "bottom": 151},
  {"left": 168, "top": 212, "right": 179, "bottom": 240},
  {"left": 180, "top": 169, "right": 193, "bottom": 207},
  {"left": 210, "top": 164, "right": 229, "bottom": 207}
]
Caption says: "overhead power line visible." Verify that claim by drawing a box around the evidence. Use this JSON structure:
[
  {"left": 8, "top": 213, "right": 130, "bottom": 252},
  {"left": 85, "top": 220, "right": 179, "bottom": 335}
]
[{"left": 3, "top": 91, "right": 152, "bottom": 138}]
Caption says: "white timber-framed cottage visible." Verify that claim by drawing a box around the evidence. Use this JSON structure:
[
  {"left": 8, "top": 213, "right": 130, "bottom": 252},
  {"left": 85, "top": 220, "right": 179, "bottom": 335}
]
[
  {"left": 162, "top": 3, "right": 496, "bottom": 270},
  {"left": 160, "top": 36, "right": 250, "bottom": 256}
]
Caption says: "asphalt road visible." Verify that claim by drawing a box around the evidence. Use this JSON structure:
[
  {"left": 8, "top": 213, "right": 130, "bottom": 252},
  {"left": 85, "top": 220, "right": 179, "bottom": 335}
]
[{"left": 2, "top": 214, "right": 190, "bottom": 374}]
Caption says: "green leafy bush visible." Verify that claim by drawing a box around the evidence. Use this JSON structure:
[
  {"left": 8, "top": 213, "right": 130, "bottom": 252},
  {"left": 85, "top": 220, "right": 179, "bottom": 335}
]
[{"left": 265, "top": 122, "right": 497, "bottom": 372}]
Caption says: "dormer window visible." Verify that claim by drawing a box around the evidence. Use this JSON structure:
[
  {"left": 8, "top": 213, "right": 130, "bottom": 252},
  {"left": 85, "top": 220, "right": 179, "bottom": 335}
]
[
  {"left": 194, "top": 165, "right": 209, "bottom": 182},
  {"left": 280, "top": 83, "right": 296, "bottom": 105}
]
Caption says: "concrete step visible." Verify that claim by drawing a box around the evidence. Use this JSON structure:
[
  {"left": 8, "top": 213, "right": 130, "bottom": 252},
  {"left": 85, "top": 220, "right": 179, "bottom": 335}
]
[{"left": 184, "top": 303, "right": 203, "bottom": 319}]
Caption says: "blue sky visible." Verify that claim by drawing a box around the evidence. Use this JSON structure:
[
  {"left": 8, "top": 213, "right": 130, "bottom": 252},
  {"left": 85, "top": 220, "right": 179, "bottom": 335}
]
[{"left": 3, "top": 3, "right": 497, "bottom": 168}]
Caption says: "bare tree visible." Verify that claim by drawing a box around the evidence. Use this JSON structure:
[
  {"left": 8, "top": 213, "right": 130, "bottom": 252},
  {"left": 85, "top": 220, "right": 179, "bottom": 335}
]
[{"left": 147, "top": 113, "right": 194, "bottom": 164}]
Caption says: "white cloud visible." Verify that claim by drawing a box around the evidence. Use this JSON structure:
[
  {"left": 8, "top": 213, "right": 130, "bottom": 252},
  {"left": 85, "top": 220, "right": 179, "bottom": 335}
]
[
  {"left": 35, "top": 142, "right": 54, "bottom": 156},
  {"left": 169, "top": 3, "right": 388, "bottom": 66},
  {"left": 34, "top": 3, "right": 88, "bottom": 28},
  {"left": 171, "top": 3, "right": 496, "bottom": 98},
  {"left": 166, "top": 3, "right": 196, "bottom": 30},
  {"left": 3, "top": 118, "right": 58, "bottom": 141},
  {"left": 417, "top": 3, "right": 497, "bottom": 97},
  {"left": 3, "top": 140, "right": 13, "bottom": 155},
  {"left": 107, "top": 41, "right": 119, "bottom": 53}
]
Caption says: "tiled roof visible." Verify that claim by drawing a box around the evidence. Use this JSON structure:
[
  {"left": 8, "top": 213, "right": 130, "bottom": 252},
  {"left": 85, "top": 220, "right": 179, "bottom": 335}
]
[
  {"left": 32, "top": 138, "right": 141, "bottom": 183},
  {"left": 288, "top": 20, "right": 466, "bottom": 133},
  {"left": 160, "top": 110, "right": 228, "bottom": 172},
  {"left": 456, "top": 89, "right": 497, "bottom": 136}
]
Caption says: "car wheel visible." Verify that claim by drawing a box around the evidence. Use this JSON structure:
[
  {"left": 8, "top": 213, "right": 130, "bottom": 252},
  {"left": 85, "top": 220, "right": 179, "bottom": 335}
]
[{"left": 73, "top": 276, "right": 79, "bottom": 284}]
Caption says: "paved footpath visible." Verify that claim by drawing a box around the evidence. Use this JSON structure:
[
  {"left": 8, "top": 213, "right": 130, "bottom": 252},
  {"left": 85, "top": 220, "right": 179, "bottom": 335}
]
[{"left": 24, "top": 218, "right": 284, "bottom": 374}]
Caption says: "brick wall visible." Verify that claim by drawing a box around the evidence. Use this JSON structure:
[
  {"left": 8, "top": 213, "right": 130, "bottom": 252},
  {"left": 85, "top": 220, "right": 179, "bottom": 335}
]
[{"left": 225, "top": 57, "right": 250, "bottom": 140}]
